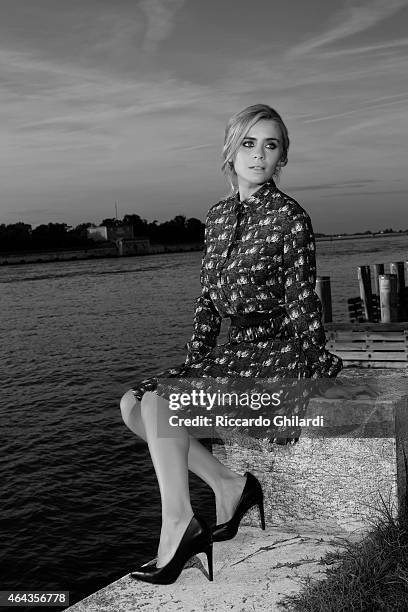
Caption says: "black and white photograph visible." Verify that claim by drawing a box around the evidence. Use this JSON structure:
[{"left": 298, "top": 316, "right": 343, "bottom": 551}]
[{"left": 1, "top": 1, "right": 408, "bottom": 610}]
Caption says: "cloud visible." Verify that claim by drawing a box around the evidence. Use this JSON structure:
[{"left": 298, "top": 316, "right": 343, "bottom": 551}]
[
  {"left": 9, "top": 208, "right": 52, "bottom": 214},
  {"left": 139, "top": 0, "right": 185, "bottom": 56},
  {"left": 168, "top": 143, "right": 215, "bottom": 152},
  {"left": 302, "top": 96, "right": 408, "bottom": 123},
  {"left": 319, "top": 37, "right": 408, "bottom": 57},
  {"left": 290, "top": 179, "right": 379, "bottom": 192},
  {"left": 0, "top": 45, "right": 215, "bottom": 126},
  {"left": 288, "top": 0, "right": 408, "bottom": 56},
  {"left": 325, "top": 188, "right": 408, "bottom": 197}
]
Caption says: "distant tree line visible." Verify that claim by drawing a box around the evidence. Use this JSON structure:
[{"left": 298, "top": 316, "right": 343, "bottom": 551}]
[
  {"left": 315, "top": 228, "right": 408, "bottom": 238},
  {"left": 0, "top": 214, "right": 205, "bottom": 253},
  {"left": 104, "top": 214, "right": 204, "bottom": 245},
  {"left": 2, "top": 216, "right": 406, "bottom": 253}
]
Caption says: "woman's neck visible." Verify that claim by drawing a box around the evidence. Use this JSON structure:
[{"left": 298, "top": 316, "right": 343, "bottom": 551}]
[{"left": 238, "top": 180, "right": 271, "bottom": 202}]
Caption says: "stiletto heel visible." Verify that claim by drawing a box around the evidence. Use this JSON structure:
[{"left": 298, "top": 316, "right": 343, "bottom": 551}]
[
  {"left": 212, "top": 472, "right": 265, "bottom": 542},
  {"left": 131, "top": 515, "right": 213, "bottom": 585},
  {"left": 204, "top": 543, "right": 213, "bottom": 581},
  {"left": 258, "top": 497, "right": 265, "bottom": 530}
]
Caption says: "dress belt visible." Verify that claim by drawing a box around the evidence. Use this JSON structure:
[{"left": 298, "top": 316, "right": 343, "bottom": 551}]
[{"left": 229, "top": 309, "right": 284, "bottom": 328}]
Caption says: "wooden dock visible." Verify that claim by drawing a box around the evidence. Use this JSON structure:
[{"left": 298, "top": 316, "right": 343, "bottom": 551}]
[{"left": 325, "top": 322, "right": 408, "bottom": 368}]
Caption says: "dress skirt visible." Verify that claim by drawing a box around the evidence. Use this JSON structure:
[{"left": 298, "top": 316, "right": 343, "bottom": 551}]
[{"left": 131, "top": 314, "right": 316, "bottom": 442}]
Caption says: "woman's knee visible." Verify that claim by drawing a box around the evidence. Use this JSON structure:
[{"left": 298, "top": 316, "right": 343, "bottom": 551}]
[
  {"left": 120, "top": 389, "right": 140, "bottom": 426},
  {"left": 140, "top": 390, "right": 160, "bottom": 422}
]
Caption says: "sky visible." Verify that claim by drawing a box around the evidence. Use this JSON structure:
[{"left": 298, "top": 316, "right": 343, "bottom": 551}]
[{"left": 1, "top": 0, "right": 407, "bottom": 234}]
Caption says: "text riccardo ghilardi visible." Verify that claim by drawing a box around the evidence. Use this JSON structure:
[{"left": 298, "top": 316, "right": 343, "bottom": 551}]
[{"left": 167, "top": 390, "right": 324, "bottom": 428}]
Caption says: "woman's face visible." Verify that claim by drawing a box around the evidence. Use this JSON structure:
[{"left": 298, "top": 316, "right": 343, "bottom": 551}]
[{"left": 232, "top": 119, "right": 282, "bottom": 191}]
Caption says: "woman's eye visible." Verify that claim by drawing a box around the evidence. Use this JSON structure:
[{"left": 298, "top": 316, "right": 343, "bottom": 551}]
[{"left": 241, "top": 140, "right": 277, "bottom": 149}]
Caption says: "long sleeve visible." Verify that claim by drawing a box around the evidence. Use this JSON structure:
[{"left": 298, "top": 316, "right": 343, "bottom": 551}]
[
  {"left": 282, "top": 210, "right": 342, "bottom": 378},
  {"left": 184, "top": 220, "right": 222, "bottom": 367}
]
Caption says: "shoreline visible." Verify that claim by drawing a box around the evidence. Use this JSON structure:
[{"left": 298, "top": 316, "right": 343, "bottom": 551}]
[
  {"left": 316, "top": 231, "right": 408, "bottom": 242},
  {"left": 0, "top": 242, "right": 203, "bottom": 266},
  {"left": 1, "top": 232, "right": 407, "bottom": 267}
]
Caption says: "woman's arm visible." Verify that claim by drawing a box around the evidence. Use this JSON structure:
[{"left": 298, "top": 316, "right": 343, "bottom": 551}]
[
  {"left": 184, "top": 218, "right": 222, "bottom": 366},
  {"left": 282, "top": 208, "right": 342, "bottom": 378}
]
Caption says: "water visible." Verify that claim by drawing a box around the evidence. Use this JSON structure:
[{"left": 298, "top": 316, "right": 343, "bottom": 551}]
[
  {"left": 1, "top": 234, "right": 407, "bottom": 608},
  {"left": 316, "top": 234, "right": 408, "bottom": 321}
]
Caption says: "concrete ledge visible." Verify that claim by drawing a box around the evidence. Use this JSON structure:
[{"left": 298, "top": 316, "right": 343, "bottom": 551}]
[
  {"left": 208, "top": 370, "right": 407, "bottom": 534},
  {"left": 68, "top": 370, "right": 407, "bottom": 610},
  {"left": 214, "top": 436, "right": 396, "bottom": 535},
  {"left": 66, "top": 526, "right": 350, "bottom": 612}
]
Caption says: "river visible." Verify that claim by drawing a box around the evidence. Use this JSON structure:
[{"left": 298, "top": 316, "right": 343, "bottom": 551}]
[{"left": 1, "top": 234, "right": 407, "bottom": 608}]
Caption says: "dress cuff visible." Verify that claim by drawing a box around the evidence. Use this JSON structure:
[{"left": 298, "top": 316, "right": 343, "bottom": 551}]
[
  {"left": 184, "top": 341, "right": 214, "bottom": 366},
  {"left": 303, "top": 347, "right": 343, "bottom": 379}
]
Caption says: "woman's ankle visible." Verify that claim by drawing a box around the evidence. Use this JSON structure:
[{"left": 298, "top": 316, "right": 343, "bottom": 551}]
[
  {"left": 161, "top": 508, "right": 194, "bottom": 528},
  {"left": 212, "top": 471, "right": 245, "bottom": 497}
]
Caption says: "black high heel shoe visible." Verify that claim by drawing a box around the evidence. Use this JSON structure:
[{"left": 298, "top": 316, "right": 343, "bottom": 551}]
[
  {"left": 212, "top": 472, "right": 265, "bottom": 542},
  {"left": 131, "top": 515, "right": 213, "bottom": 585}
]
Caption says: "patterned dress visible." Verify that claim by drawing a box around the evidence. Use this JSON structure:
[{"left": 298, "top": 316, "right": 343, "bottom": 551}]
[{"left": 131, "top": 179, "right": 342, "bottom": 441}]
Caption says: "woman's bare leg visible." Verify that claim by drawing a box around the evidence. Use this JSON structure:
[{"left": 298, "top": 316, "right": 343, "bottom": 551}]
[
  {"left": 120, "top": 390, "right": 246, "bottom": 543},
  {"left": 140, "top": 391, "right": 194, "bottom": 568}
]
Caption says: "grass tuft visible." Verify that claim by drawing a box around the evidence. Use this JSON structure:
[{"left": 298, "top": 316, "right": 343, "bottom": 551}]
[{"left": 279, "top": 501, "right": 408, "bottom": 612}]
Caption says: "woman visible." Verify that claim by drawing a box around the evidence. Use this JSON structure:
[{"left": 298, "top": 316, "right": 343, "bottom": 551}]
[{"left": 120, "top": 104, "right": 343, "bottom": 585}]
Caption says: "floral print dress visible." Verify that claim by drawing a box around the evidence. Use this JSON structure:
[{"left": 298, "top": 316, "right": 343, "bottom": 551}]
[{"left": 131, "top": 179, "right": 342, "bottom": 441}]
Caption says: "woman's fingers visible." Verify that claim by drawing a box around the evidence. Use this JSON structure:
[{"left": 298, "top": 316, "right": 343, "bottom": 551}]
[
  {"left": 321, "top": 383, "right": 378, "bottom": 399},
  {"left": 352, "top": 383, "right": 378, "bottom": 398},
  {"left": 321, "top": 387, "right": 352, "bottom": 399}
]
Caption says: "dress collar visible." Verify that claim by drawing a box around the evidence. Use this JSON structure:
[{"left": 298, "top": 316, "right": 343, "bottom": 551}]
[{"left": 230, "top": 179, "right": 278, "bottom": 210}]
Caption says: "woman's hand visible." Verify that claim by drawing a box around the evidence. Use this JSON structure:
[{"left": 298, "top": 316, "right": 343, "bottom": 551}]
[{"left": 320, "top": 383, "right": 378, "bottom": 400}]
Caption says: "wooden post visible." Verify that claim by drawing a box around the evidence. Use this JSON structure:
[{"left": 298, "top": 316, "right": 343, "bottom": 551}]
[
  {"left": 371, "top": 263, "right": 385, "bottom": 295},
  {"left": 390, "top": 262, "right": 406, "bottom": 321},
  {"left": 357, "top": 265, "right": 373, "bottom": 321},
  {"left": 395, "top": 396, "right": 408, "bottom": 520},
  {"left": 316, "top": 276, "right": 332, "bottom": 322},
  {"left": 404, "top": 261, "right": 408, "bottom": 319},
  {"left": 379, "top": 274, "right": 398, "bottom": 322},
  {"left": 371, "top": 264, "right": 384, "bottom": 323}
]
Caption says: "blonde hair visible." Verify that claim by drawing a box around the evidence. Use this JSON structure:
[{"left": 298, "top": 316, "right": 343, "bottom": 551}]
[{"left": 221, "top": 104, "right": 290, "bottom": 195}]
